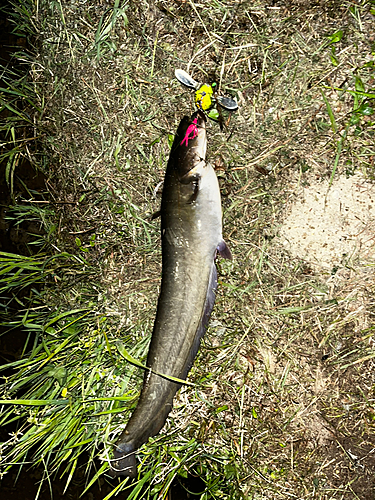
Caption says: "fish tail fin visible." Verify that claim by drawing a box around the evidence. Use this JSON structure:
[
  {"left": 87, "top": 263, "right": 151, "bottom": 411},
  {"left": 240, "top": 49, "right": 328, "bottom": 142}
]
[{"left": 110, "top": 441, "right": 137, "bottom": 478}]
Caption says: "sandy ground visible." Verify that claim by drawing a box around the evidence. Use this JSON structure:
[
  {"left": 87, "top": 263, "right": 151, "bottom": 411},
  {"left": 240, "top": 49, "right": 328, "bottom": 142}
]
[
  {"left": 279, "top": 172, "right": 375, "bottom": 273},
  {"left": 277, "top": 172, "right": 375, "bottom": 336}
]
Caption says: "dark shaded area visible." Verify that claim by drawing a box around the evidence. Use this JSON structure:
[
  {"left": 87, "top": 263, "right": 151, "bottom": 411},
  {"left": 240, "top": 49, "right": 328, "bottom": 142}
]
[
  {"left": 0, "top": 462, "right": 207, "bottom": 500},
  {"left": 0, "top": 453, "right": 129, "bottom": 500},
  {"left": 0, "top": 0, "right": 46, "bottom": 256},
  {"left": 0, "top": 160, "right": 47, "bottom": 254},
  {"left": 169, "top": 473, "right": 207, "bottom": 499}
]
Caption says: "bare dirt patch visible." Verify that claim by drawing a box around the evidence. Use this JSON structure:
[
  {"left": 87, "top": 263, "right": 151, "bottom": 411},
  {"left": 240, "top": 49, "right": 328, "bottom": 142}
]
[{"left": 279, "top": 172, "right": 375, "bottom": 273}]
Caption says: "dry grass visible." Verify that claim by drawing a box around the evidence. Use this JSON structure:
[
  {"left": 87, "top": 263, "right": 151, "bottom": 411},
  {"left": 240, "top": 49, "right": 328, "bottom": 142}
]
[{"left": 1, "top": 0, "right": 375, "bottom": 498}]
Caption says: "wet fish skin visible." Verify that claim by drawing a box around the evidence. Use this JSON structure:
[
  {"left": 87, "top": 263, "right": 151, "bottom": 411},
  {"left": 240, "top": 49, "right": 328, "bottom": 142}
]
[{"left": 111, "top": 110, "right": 231, "bottom": 478}]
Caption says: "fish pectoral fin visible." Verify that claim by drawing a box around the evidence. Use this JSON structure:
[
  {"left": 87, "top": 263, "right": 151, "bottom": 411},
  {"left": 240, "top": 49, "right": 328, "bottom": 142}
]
[
  {"left": 179, "top": 170, "right": 201, "bottom": 184},
  {"left": 179, "top": 171, "right": 201, "bottom": 203},
  {"left": 180, "top": 263, "right": 218, "bottom": 380},
  {"left": 217, "top": 239, "right": 232, "bottom": 260}
]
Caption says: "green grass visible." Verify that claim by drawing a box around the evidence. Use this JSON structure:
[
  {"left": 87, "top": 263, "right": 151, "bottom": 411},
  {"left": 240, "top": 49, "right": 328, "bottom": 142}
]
[{"left": 0, "top": 0, "right": 375, "bottom": 498}]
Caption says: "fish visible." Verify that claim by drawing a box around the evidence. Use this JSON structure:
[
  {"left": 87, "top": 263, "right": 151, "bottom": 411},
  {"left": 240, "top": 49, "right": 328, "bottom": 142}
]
[{"left": 111, "top": 109, "right": 231, "bottom": 478}]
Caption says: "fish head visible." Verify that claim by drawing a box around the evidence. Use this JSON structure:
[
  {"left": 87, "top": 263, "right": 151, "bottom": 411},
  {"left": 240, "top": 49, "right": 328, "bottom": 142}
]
[{"left": 170, "top": 110, "right": 207, "bottom": 179}]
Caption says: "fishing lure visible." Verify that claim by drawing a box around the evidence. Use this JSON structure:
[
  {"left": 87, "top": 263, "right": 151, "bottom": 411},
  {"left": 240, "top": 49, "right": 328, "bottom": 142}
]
[
  {"left": 175, "top": 69, "right": 238, "bottom": 119},
  {"left": 180, "top": 116, "right": 199, "bottom": 146}
]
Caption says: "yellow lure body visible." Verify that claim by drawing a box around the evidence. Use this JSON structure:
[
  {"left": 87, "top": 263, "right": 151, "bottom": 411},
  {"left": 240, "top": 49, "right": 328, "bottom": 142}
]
[{"left": 195, "top": 84, "right": 214, "bottom": 111}]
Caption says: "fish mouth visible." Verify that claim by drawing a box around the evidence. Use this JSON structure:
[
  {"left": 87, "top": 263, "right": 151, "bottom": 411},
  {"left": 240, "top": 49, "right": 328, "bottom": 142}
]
[
  {"left": 180, "top": 110, "right": 206, "bottom": 160},
  {"left": 192, "top": 109, "right": 207, "bottom": 128},
  {"left": 190, "top": 109, "right": 207, "bottom": 145},
  {"left": 169, "top": 110, "right": 207, "bottom": 178}
]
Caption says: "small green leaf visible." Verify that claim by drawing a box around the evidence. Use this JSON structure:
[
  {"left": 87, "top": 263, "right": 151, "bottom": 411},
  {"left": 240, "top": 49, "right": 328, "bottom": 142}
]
[
  {"left": 320, "top": 89, "right": 337, "bottom": 133},
  {"left": 48, "top": 367, "right": 67, "bottom": 385},
  {"left": 178, "top": 468, "right": 188, "bottom": 478},
  {"left": 224, "top": 464, "right": 237, "bottom": 479},
  {"left": 150, "top": 136, "right": 161, "bottom": 146},
  {"left": 330, "top": 51, "right": 338, "bottom": 66},
  {"left": 355, "top": 75, "right": 365, "bottom": 93},
  {"left": 357, "top": 103, "right": 373, "bottom": 116},
  {"left": 75, "top": 237, "right": 82, "bottom": 247},
  {"left": 207, "top": 108, "right": 219, "bottom": 121},
  {"left": 215, "top": 405, "right": 229, "bottom": 413},
  {"left": 151, "top": 483, "right": 163, "bottom": 495},
  {"left": 168, "top": 134, "right": 174, "bottom": 148},
  {"left": 328, "top": 30, "right": 343, "bottom": 43},
  {"left": 350, "top": 113, "right": 361, "bottom": 126}
]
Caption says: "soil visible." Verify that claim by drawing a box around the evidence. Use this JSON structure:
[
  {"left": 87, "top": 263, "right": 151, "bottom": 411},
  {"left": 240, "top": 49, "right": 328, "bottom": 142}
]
[{"left": 279, "top": 172, "right": 375, "bottom": 274}]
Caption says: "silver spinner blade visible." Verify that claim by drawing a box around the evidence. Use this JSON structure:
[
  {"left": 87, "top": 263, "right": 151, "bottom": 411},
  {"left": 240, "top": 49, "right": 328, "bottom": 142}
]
[
  {"left": 175, "top": 69, "right": 200, "bottom": 90},
  {"left": 217, "top": 95, "right": 238, "bottom": 111}
]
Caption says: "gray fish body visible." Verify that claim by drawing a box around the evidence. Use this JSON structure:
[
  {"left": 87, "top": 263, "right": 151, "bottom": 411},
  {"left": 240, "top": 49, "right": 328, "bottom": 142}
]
[{"left": 112, "top": 110, "right": 231, "bottom": 478}]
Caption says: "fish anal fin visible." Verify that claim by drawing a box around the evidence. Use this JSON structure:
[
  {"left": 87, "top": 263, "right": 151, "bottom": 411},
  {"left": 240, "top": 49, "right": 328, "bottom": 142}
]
[{"left": 180, "top": 264, "right": 217, "bottom": 379}]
